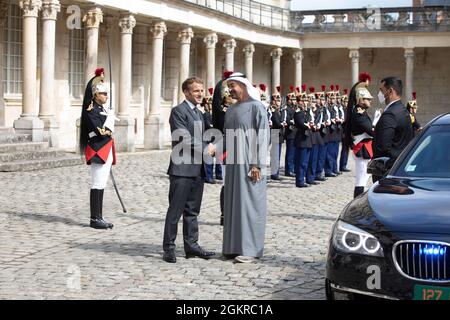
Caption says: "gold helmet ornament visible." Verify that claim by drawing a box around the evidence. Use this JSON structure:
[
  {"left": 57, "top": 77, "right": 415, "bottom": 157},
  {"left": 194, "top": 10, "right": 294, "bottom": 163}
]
[{"left": 406, "top": 91, "right": 418, "bottom": 110}]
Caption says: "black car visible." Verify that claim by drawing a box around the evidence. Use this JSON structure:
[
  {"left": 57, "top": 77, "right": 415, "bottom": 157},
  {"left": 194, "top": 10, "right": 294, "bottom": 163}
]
[{"left": 326, "top": 113, "right": 450, "bottom": 300}]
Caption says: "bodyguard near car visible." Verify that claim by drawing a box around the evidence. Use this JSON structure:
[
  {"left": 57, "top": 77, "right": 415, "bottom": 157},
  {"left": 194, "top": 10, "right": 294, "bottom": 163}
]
[{"left": 326, "top": 113, "right": 450, "bottom": 300}]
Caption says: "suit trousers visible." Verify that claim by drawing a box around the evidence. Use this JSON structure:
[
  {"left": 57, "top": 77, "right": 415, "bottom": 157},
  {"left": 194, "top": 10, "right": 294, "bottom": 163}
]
[
  {"left": 284, "top": 139, "right": 296, "bottom": 175},
  {"left": 163, "top": 175, "right": 204, "bottom": 254}
]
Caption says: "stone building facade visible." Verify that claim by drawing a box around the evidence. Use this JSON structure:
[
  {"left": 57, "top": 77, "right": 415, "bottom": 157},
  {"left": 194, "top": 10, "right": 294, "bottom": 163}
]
[{"left": 1, "top": 0, "right": 449, "bottom": 151}]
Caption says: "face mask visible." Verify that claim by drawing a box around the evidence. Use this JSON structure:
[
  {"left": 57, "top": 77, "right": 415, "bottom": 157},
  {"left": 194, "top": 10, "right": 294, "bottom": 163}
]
[{"left": 378, "top": 90, "right": 386, "bottom": 105}]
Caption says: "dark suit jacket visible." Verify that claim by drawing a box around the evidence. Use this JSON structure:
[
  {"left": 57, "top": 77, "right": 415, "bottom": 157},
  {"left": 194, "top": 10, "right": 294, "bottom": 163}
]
[
  {"left": 294, "top": 110, "right": 313, "bottom": 149},
  {"left": 167, "top": 101, "right": 206, "bottom": 177},
  {"left": 373, "top": 100, "right": 414, "bottom": 162}
]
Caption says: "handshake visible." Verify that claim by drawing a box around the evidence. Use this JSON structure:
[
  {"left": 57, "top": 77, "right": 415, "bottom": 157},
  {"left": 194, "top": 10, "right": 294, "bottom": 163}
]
[{"left": 207, "top": 143, "right": 216, "bottom": 156}]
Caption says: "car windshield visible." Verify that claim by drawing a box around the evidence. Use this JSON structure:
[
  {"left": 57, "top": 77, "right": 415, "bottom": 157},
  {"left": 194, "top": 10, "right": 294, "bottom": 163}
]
[{"left": 394, "top": 125, "right": 450, "bottom": 178}]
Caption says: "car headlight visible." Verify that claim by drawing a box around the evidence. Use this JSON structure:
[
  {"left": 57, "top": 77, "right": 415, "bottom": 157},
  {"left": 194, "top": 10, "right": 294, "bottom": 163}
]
[{"left": 332, "top": 220, "right": 384, "bottom": 257}]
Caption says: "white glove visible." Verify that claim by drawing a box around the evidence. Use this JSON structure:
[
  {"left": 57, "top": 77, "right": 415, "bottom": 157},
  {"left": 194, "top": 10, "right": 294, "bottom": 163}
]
[
  {"left": 373, "top": 108, "right": 382, "bottom": 127},
  {"left": 103, "top": 108, "right": 120, "bottom": 133}
]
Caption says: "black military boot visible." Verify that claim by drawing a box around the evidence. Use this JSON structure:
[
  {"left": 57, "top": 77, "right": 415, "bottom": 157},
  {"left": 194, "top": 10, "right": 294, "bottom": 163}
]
[
  {"left": 90, "top": 189, "right": 112, "bottom": 229},
  {"left": 98, "top": 189, "right": 113, "bottom": 229},
  {"left": 353, "top": 186, "right": 365, "bottom": 198}
]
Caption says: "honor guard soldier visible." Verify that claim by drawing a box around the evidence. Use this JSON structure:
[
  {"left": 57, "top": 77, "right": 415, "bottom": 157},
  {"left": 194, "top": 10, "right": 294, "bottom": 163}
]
[
  {"left": 212, "top": 73, "right": 234, "bottom": 226},
  {"left": 339, "top": 88, "right": 351, "bottom": 172},
  {"left": 406, "top": 91, "right": 422, "bottom": 135},
  {"left": 293, "top": 87, "right": 314, "bottom": 188},
  {"left": 324, "top": 85, "right": 338, "bottom": 177},
  {"left": 79, "top": 68, "right": 117, "bottom": 229},
  {"left": 315, "top": 86, "right": 330, "bottom": 182},
  {"left": 270, "top": 86, "right": 283, "bottom": 180},
  {"left": 203, "top": 88, "right": 220, "bottom": 184},
  {"left": 305, "top": 86, "right": 324, "bottom": 185},
  {"left": 350, "top": 86, "right": 375, "bottom": 198},
  {"left": 283, "top": 86, "right": 297, "bottom": 177}
]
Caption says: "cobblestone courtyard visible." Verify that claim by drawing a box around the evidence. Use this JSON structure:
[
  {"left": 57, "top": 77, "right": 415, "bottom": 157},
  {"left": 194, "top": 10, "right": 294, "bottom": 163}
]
[{"left": 0, "top": 149, "right": 356, "bottom": 300}]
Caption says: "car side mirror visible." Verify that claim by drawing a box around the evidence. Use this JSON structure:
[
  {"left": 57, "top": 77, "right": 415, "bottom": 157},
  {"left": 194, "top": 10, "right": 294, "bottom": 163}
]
[{"left": 367, "top": 157, "right": 391, "bottom": 177}]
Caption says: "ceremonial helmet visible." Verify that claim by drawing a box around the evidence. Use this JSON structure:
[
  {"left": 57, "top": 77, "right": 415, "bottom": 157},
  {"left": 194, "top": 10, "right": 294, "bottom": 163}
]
[
  {"left": 341, "top": 89, "right": 349, "bottom": 104},
  {"left": 272, "top": 85, "right": 282, "bottom": 102},
  {"left": 308, "top": 87, "right": 316, "bottom": 103},
  {"left": 356, "top": 86, "right": 373, "bottom": 102},
  {"left": 316, "top": 85, "right": 326, "bottom": 100},
  {"left": 259, "top": 84, "right": 268, "bottom": 101},
  {"left": 287, "top": 85, "right": 296, "bottom": 100},
  {"left": 326, "top": 85, "right": 336, "bottom": 99},
  {"left": 359, "top": 72, "right": 371, "bottom": 87},
  {"left": 406, "top": 91, "right": 418, "bottom": 111}
]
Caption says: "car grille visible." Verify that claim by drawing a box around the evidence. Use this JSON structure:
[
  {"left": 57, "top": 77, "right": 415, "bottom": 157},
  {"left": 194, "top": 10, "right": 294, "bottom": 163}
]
[{"left": 393, "top": 241, "right": 450, "bottom": 282}]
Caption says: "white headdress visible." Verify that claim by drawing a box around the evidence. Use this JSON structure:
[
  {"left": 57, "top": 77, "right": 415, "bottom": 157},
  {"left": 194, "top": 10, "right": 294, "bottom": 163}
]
[{"left": 226, "top": 72, "right": 261, "bottom": 102}]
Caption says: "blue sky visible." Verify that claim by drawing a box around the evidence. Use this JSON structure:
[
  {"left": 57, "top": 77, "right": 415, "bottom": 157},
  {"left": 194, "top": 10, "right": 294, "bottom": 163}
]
[{"left": 291, "top": 0, "right": 413, "bottom": 10}]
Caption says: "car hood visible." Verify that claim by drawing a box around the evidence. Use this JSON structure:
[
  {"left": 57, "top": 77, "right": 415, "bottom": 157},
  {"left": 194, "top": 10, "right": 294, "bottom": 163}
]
[{"left": 343, "top": 177, "right": 450, "bottom": 234}]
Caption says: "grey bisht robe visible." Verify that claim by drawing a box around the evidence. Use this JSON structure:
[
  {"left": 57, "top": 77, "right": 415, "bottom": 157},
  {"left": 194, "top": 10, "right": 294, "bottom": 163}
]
[{"left": 222, "top": 98, "right": 269, "bottom": 258}]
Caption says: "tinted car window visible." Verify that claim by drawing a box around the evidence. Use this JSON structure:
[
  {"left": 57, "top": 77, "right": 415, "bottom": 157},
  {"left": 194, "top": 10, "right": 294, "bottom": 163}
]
[{"left": 394, "top": 125, "right": 450, "bottom": 178}]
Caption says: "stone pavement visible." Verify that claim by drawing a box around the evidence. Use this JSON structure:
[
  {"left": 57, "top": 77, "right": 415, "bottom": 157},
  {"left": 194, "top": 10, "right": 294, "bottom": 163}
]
[{"left": 0, "top": 148, "right": 357, "bottom": 300}]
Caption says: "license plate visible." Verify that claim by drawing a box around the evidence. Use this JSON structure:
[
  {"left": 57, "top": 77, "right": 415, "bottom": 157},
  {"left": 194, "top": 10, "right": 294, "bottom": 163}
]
[{"left": 414, "top": 285, "right": 450, "bottom": 300}]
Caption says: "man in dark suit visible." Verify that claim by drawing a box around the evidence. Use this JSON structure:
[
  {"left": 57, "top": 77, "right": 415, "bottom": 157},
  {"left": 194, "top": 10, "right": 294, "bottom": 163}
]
[
  {"left": 372, "top": 77, "right": 413, "bottom": 182},
  {"left": 162, "top": 77, "right": 216, "bottom": 263}
]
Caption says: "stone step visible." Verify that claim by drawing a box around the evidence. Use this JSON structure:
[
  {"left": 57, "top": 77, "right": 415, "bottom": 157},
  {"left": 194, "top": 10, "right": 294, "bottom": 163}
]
[
  {"left": 0, "top": 155, "right": 83, "bottom": 172},
  {"left": 0, "top": 149, "right": 66, "bottom": 162},
  {"left": 0, "top": 134, "right": 32, "bottom": 144},
  {"left": 0, "top": 142, "right": 48, "bottom": 153}
]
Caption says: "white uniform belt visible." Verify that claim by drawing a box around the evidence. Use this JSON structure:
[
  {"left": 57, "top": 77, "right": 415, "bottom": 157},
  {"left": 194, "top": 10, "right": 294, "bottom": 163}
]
[{"left": 352, "top": 132, "right": 372, "bottom": 145}]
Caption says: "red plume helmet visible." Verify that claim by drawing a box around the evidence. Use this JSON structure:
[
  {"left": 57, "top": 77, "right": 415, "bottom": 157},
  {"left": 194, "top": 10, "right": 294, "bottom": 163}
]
[
  {"left": 309, "top": 87, "right": 315, "bottom": 93},
  {"left": 208, "top": 88, "right": 214, "bottom": 95},
  {"left": 359, "top": 72, "right": 372, "bottom": 83},
  {"left": 95, "top": 68, "right": 104, "bottom": 77},
  {"left": 412, "top": 91, "right": 417, "bottom": 100},
  {"left": 321, "top": 85, "right": 326, "bottom": 92},
  {"left": 223, "top": 70, "right": 234, "bottom": 79},
  {"left": 336, "top": 85, "right": 340, "bottom": 91},
  {"left": 330, "top": 85, "right": 335, "bottom": 91},
  {"left": 302, "top": 84, "right": 307, "bottom": 92},
  {"left": 290, "top": 85, "right": 295, "bottom": 92},
  {"left": 276, "top": 85, "right": 281, "bottom": 93},
  {"left": 344, "top": 89, "right": 348, "bottom": 95},
  {"left": 296, "top": 87, "right": 300, "bottom": 93},
  {"left": 259, "top": 84, "right": 267, "bottom": 91}
]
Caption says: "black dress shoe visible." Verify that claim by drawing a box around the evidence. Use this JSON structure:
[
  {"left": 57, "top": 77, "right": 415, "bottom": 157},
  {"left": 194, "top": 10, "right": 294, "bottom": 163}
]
[
  {"left": 325, "top": 173, "right": 337, "bottom": 177},
  {"left": 163, "top": 252, "right": 177, "bottom": 263},
  {"left": 296, "top": 183, "right": 310, "bottom": 188},
  {"left": 205, "top": 179, "right": 216, "bottom": 184},
  {"left": 307, "top": 181, "right": 319, "bottom": 185},
  {"left": 315, "top": 177, "right": 327, "bottom": 181},
  {"left": 270, "top": 175, "right": 281, "bottom": 181},
  {"left": 185, "top": 249, "right": 216, "bottom": 259},
  {"left": 335, "top": 171, "right": 342, "bottom": 175},
  {"left": 215, "top": 176, "right": 223, "bottom": 181},
  {"left": 285, "top": 173, "right": 295, "bottom": 177},
  {"left": 340, "top": 168, "right": 351, "bottom": 172}
]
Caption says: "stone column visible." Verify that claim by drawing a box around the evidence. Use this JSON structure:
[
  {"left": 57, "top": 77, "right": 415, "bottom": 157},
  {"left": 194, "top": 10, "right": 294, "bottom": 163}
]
[
  {"left": 144, "top": 21, "right": 167, "bottom": 150},
  {"left": 404, "top": 48, "right": 415, "bottom": 101},
  {"left": 177, "top": 27, "right": 194, "bottom": 103},
  {"left": 39, "top": 0, "right": 60, "bottom": 147},
  {"left": 0, "top": 1, "right": 8, "bottom": 129},
  {"left": 13, "top": 0, "right": 44, "bottom": 142},
  {"left": 271, "top": 48, "right": 283, "bottom": 93},
  {"left": 349, "top": 48, "right": 360, "bottom": 86},
  {"left": 243, "top": 43, "right": 255, "bottom": 83},
  {"left": 293, "top": 49, "right": 303, "bottom": 89},
  {"left": 203, "top": 33, "right": 218, "bottom": 91},
  {"left": 114, "top": 14, "right": 136, "bottom": 152},
  {"left": 83, "top": 7, "right": 103, "bottom": 84},
  {"left": 223, "top": 38, "right": 236, "bottom": 71}
]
